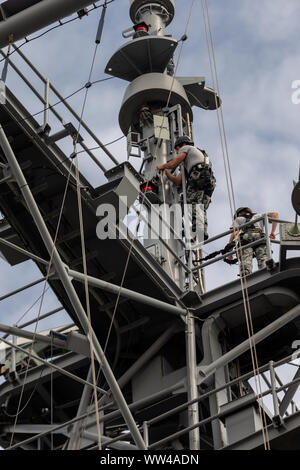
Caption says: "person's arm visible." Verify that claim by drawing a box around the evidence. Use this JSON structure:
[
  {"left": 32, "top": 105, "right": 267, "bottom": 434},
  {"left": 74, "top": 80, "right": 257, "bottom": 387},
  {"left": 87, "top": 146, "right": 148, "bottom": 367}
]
[
  {"left": 229, "top": 230, "right": 239, "bottom": 244},
  {"left": 157, "top": 151, "right": 187, "bottom": 171},
  {"left": 267, "top": 211, "right": 279, "bottom": 239},
  {"left": 164, "top": 170, "right": 182, "bottom": 186},
  {"left": 227, "top": 230, "right": 239, "bottom": 260}
]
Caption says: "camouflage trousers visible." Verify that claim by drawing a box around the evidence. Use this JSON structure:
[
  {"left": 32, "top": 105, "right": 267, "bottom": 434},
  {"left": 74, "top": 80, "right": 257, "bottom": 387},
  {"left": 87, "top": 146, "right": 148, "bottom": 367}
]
[
  {"left": 239, "top": 232, "right": 267, "bottom": 276},
  {"left": 185, "top": 187, "right": 211, "bottom": 240}
]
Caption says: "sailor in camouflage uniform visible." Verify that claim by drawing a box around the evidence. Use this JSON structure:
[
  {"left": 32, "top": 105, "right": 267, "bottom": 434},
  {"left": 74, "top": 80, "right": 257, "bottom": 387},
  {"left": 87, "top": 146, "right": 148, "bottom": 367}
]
[
  {"left": 228, "top": 207, "right": 279, "bottom": 276},
  {"left": 157, "top": 136, "right": 215, "bottom": 240}
]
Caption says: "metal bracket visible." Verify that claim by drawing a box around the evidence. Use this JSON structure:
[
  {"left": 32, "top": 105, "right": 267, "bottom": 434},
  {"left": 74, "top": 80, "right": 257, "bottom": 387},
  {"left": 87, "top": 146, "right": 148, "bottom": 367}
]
[
  {"left": 44, "top": 122, "right": 84, "bottom": 145},
  {"left": 272, "top": 414, "right": 284, "bottom": 428}
]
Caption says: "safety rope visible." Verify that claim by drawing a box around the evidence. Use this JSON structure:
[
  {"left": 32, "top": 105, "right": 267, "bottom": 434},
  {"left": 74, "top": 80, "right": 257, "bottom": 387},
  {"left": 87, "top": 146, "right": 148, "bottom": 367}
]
[
  {"left": 73, "top": 138, "right": 102, "bottom": 450},
  {"left": 201, "top": 0, "right": 271, "bottom": 449},
  {"left": 68, "top": 0, "right": 112, "bottom": 449},
  {"left": 15, "top": 286, "right": 50, "bottom": 327},
  {"left": 2, "top": 1, "right": 115, "bottom": 451},
  {"left": 8, "top": 168, "right": 73, "bottom": 447}
]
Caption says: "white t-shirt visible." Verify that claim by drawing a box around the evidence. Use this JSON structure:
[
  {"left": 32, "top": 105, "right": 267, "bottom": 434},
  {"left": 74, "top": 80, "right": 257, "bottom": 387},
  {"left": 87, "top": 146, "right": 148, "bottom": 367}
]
[
  {"left": 233, "top": 213, "right": 264, "bottom": 231},
  {"left": 180, "top": 146, "right": 205, "bottom": 174}
]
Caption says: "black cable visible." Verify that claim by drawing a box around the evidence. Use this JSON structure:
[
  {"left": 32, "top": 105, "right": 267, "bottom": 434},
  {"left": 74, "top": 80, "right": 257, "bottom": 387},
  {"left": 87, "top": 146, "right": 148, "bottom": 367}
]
[
  {"left": 75, "top": 135, "right": 125, "bottom": 155},
  {"left": 1, "top": 365, "right": 46, "bottom": 418},
  {"left": 0, "top": 0, "right": 117, "bottom": 64},
  {"left": 0, "top": 77, "right": 114, "bottom": 132}
]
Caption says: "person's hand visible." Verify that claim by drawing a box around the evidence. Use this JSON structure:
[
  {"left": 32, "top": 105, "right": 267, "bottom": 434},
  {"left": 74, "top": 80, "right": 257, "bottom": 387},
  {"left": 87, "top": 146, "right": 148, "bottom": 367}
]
[
  {"left": 157, "top": 164, "right": 165, "bottom": 171},
  {"left": 270, "top": 232, "right": 276, "bottom": 240}
]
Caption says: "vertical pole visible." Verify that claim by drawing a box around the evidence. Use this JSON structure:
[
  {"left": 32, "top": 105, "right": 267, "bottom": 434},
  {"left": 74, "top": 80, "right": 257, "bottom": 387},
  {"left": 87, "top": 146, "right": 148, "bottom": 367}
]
[
  {"left": 181, "top": 164, "right": 194, "bottom": 290},
  {"left": 185, "top": 312, "right": 200, "bottom": 449},
  {"left": 186, "top": 112, "right": 204, "bottom": 294},
  {"left": 11, "top": 332, "right": 17, "bottom": 375},
  {"left": 181, "top": 160, "right": 200, "bottom": 449},
  {"left": 178, "top": 107, "right": 200, "bottom": 448},
  {"left": 264, "top": 213, "right": 272, "bottom": 261},
  {"left": 68, "top": 366, "right": 93, "bottom": 450},
  {"left": 269, "top": 361, "right": 280, "bottom": 419},
  {"left": 143, "top": 421, "right": 149, "bottom": 448},
  {"left": 44, "top": 78, "right": 50, "bottom": 128},
  {"left": 0, "top": 125, "right": 146, "bottom": 450}
]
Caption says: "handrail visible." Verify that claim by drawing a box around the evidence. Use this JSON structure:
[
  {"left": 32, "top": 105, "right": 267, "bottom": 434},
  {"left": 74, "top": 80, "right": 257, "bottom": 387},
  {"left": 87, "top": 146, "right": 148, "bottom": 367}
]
[
  {"left": 13, "top": 45, "right": 119, "bottom": 167},
  {"left": 0, "top": 45, "right": 119, "bottom": 176},
  {"left": 98, "top": 349, "right": 300, "bottom": 449},
  {"left": 191, "top": 214, "right": 294, "bottom": 273}
]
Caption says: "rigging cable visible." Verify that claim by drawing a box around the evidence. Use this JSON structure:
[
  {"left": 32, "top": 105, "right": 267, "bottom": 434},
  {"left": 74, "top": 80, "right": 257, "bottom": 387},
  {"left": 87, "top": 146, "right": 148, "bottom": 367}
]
[
  {"left": 7, "top": 164, "right": 74, "bottom": 447},
  {"left": 70, "top": 0, "right": 113, "bottom": 450},
  {"left": 0, "top": 1, "right": 115, "bottom": 451},
  {"left": 200, "top": 0, "right": 270, "bottom": 449},
  {"left": 0, "top": 73, "right": 114, "bottom": 132},
  {"left": 0, "top": 0, "right": 117, "bottom": 64}
]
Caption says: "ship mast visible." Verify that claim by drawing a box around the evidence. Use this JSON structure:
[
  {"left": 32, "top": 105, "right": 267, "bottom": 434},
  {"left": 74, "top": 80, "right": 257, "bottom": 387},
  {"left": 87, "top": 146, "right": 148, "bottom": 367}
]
[{"left": 106, "top": 0, "right": 220, "bottom": 288}]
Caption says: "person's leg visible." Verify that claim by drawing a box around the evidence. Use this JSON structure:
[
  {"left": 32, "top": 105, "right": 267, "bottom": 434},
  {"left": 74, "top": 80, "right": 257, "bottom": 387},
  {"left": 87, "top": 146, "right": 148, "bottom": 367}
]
[
  {"left": 239, "top": 246, "right": 254, "bottom": 276},
  {"left": 202, "top": 194, "right": 211, "bottom": 240},
  {"left": 255, "top": 244, "right": 267, "bottom": 270},
  {"left": 186, "top": 188, "right": 205, "bottom": 241}
]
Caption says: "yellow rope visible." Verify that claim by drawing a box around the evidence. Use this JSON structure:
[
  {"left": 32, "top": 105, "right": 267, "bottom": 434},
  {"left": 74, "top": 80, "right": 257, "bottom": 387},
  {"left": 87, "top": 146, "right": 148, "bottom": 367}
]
[
  {"left": 73, "top": 138, "right": 102, "bottom": 450},
  {"left": 200, "top": 0, "right": 271, "bottom": 449},
  {"left": 9, "top": 167, "right": 73, "bottom": 447}
]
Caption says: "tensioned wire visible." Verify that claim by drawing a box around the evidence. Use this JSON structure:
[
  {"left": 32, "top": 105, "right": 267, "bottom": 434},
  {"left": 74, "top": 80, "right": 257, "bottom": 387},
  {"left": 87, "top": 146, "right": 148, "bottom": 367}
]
[
  {"left": 201, "top": 0, "right": 270, "bottom": 450},
  {"left": 7, "top": 166, "right": 74, "bottom": 447},
  {"left": 0, "top": 0, "right": 124, "bottom": 451},
  {"left": 79, "top": 0, "right": 198, "bottom": 445},
  {"left": 0, "top": 0, "right": 117, "bottom": 64},
  {"left": 200, "top": 0, "right": 270, "bottom": 449},
  {"left": 69, "top": 0, "right": 119, "bottom": 450},
  {"left": 5, "top": 1, "right": 115, "bottom": 447}
]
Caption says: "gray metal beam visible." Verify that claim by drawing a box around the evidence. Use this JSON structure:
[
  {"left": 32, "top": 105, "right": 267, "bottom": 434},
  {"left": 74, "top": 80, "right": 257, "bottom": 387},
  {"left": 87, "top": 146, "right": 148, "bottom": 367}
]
[
  {"left": 117, "top": 323, "right": 180, "bottom": 390},
  {"left": 67, "top": 367, "right": 93, "bottom": 450},
  {"left": 198, "top": 303, "right": 300, "bottom": 381},
  {"left": 7, "top": 382, "right": 183, "bottom": 450},
  {"left": 0, "top": 322, "right": 66, "bottom": 349},
  {"left": 17, "top": 307, "right": 64, "bottom": 330},
  {"left": 0, "top": 236, "right": 48, "bottom": 265},
  {"left": 0, "top": 337, "right": 108, "bottom": 395},
  {"left": 0, "top": 0, "right": 96, "bottom": 48},
  {"left": 85, "top": 433, "right": 137, "bottom": 451},
  {"left": 3, "top": 424, "right": 66, "bottom": 435},
  {"left": 0, "top": 124, "right": 146, "bottom": 450},
  {"left": 0, "top": 276, "right": 48, "bottom": 301},
  {"left": 68, "top": 269, "right": 187, "bottom": 317},
  {"left": 0, "top": 232, "right": 187, "bottom": 317},
  {"left": 224, "top": 410, "right": 300, "bottom": 450}
]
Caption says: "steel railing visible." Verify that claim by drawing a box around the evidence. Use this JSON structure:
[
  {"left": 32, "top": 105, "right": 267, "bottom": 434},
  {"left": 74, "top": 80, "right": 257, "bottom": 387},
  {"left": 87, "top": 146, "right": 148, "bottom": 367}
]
[{"left": 0, "top": 45, "right": 118, "bottom": 175}]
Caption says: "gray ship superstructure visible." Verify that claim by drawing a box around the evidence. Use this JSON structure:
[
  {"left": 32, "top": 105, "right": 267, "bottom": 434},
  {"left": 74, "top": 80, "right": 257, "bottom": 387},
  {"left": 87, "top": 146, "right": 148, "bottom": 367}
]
[{"left": 0, "top": 0, "right": 298, "bottom": 451}]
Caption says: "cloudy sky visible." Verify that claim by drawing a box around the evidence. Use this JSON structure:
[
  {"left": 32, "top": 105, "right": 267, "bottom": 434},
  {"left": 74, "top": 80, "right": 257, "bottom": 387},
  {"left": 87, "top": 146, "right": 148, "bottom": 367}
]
[{"left": 0, "top": 0, "right": 300, "bottom": 405}]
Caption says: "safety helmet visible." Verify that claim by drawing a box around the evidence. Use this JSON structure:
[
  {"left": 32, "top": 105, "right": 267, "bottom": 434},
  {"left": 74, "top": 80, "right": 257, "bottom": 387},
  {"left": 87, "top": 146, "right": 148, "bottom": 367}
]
[
  {"left": 174, "top": 135, "right": 194, "bottom": 148},
  {"left": 234, "top": 207, "right": 253, "bottom": 218}
]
